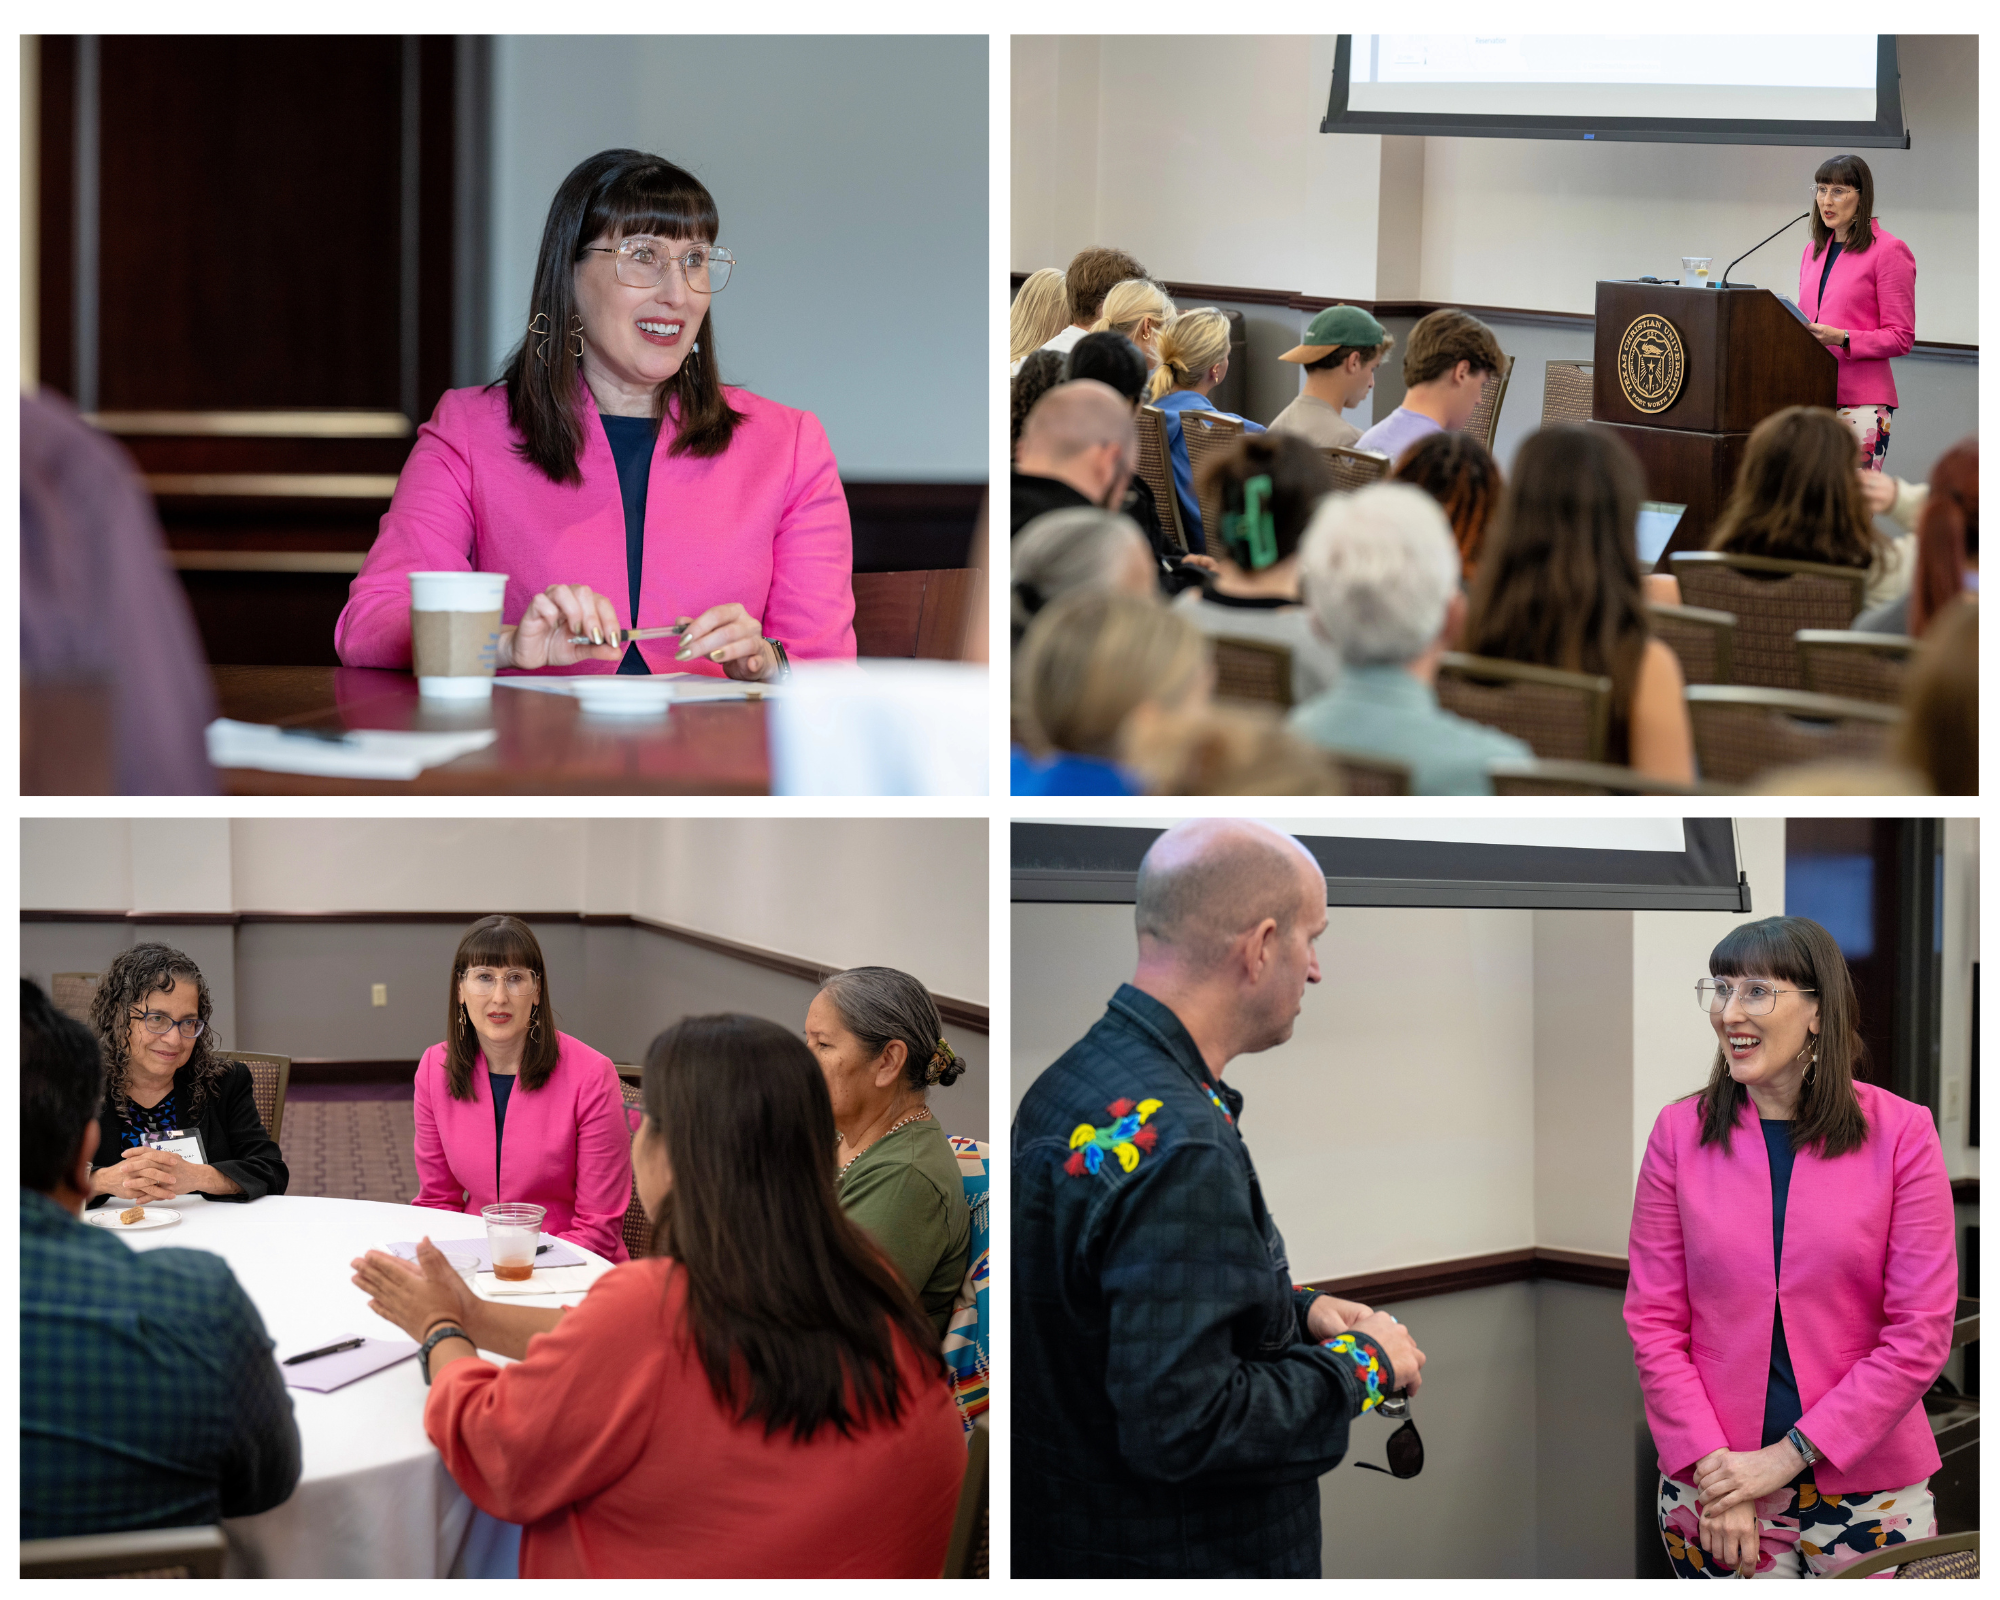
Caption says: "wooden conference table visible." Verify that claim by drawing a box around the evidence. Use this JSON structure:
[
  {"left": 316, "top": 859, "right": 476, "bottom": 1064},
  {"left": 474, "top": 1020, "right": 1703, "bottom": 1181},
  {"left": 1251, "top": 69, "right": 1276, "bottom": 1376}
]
[{"left": 212, "top": 667, "right": 770, "bottom": 795}]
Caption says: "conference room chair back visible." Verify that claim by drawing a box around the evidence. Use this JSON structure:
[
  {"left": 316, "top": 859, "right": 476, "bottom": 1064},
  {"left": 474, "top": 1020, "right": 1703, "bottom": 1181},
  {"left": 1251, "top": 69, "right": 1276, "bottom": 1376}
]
[
  {"left": 1794, "top": 629, "right": 1919, "bottom": 705},
  {"left": 50, "top": 971, "right": 102, "bottom": 1024},
  {"left": 1487, "top": 757, "right": 1713, "bottom": 797},
  {"left": 1180, "top": 410, "right": 1246, "bottom": 544},
  {"left": 1540, "top": 359, "right": 1594, "bottom": 427},
  {"left": 214, "top": 1051, "right": 291, "bottom": 1144},
  {"left": 1330, "top": 750, "right": 1414, "bottom": 796},
  {"left": 1683, "top": 685, "right": 1900, "bottom": 786},
  {"left": 1320, "top": 445, "right": 1394, "bottom": 496},
  {"left": 1667, "top": 552, "right": 1867, "bottom": 691},
  {"left": 615, "top": 1073, "right": 654, "bottom": 1259},
  {"left": 850, "top": 569, "right": 984, "bottom": 660},
  {"left": 1210, "top": 636, "right": 1295, "bottom": 710},
  {"left": 941, "top": 1419, "right": 989, "bottom": 1579},
  {"left": 1434, "top": 652, "right": 1613, "bottom": 763},
  {"left": 20, "top": 1525, "right": 229, "bottom": 1579},
  {"left": 1827, "top": 1530, "right": 1979, "bottom": 1581},
  {"left": 1462, "top": 353, "right": 1516, "bottom": 454},
  {"left": 1647, "top": 601, "right": 1737, "bottom": 685},
  {"left": 1134, "top": 407, "right": 1189, "bottom": 554}
]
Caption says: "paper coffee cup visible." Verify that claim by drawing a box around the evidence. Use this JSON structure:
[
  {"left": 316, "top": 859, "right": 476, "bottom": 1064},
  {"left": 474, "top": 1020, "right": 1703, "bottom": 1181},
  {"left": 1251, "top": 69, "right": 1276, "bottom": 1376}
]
[{"left": 410, "top": 571, "right": 508, "bottom": 698}]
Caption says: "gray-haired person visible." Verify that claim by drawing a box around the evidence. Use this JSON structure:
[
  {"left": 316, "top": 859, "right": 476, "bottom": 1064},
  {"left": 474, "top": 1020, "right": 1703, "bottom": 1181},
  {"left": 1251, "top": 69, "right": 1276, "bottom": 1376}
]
[
  {"left": 1012, "top": 508, "right": 1159, "bottom": 646},
  {"left": 1287, "top": 482, "right": 1528, "bottom": 795},
  {"left": 805, "top": 967, "right": 970, "bottom": 1337}
]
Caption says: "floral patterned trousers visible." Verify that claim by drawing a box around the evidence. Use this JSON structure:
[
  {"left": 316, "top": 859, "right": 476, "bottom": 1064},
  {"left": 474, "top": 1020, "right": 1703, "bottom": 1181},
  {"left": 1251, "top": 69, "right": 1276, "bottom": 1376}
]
[
  {"left": 1837, "top": 405, "right": 1894, "bottom": 472},
  {"left": 1659, "top": 1470, "right": 1934, "bottom": 1578}
]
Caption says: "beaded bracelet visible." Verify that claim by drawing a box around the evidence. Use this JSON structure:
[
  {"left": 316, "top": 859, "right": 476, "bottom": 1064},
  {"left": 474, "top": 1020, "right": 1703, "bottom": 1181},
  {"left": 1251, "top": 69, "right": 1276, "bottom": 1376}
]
[{"left": 1323, "top": 1331, "right": 1391, "bottom": 1412}]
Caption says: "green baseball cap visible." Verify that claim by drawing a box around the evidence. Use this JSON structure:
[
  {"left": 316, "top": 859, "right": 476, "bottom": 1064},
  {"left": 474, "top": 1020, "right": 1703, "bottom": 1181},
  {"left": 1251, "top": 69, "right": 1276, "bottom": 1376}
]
[{"left": 1279, "top": 305, "right": 1388, "bottom": 363}]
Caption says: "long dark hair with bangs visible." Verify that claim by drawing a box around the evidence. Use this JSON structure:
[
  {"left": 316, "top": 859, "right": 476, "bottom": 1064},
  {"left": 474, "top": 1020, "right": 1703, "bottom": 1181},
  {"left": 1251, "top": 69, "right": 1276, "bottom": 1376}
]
[
  {"left": 498, "top": 149, "right": 744, "bottom": 485},
  {"left": 1694, "top": 916, "right": 1868, "bottom": 1158},
  {"left": 444, "top": 916, "right": 559, "bottom": 1100},
  {"left": 1809, "top": 153, "right": 1877, "bottom": 257},
  {"left": 640, "top": 1013, "right": 945, "bottom": 1442},
  {"left": 88, "top": 943, "right": 225, "bottom": 1119}
]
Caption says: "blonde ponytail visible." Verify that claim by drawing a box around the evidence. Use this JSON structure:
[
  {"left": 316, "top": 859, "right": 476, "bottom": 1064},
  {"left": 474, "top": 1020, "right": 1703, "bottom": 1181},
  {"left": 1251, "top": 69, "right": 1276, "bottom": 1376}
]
[{"left": 1149, "top": 309, "right": 1231, "bottom": 399}]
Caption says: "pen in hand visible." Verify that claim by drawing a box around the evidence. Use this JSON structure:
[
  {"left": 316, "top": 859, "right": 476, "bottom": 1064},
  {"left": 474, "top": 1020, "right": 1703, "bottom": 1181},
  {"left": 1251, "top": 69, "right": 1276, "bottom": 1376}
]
[{"left": 282, "top": 1337, "right": 366, "bottom": 1366}]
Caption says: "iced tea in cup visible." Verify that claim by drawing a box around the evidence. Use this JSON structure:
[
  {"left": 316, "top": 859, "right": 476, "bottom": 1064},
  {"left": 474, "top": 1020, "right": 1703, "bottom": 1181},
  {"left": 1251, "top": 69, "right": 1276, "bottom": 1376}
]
[
  {"left": 481, "top": 1202, "right": 545, "bottom": 1281},
  {"left": 410, "top": 571, "right": 508, "bottom": 698}
]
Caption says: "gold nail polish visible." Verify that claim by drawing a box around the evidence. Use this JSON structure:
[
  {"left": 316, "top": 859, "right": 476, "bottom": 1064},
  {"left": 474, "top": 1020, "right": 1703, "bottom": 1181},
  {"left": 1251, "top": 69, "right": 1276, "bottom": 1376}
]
[{"left": 676, "top": 648, "right": 692, "bottom": 661}]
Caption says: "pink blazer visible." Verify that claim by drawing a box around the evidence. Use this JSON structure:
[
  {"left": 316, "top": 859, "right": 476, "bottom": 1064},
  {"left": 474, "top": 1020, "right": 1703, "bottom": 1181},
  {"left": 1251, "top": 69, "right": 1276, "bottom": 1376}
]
[
  {"left": 1624, "top": 1081, "right": 1955, "bottom": 1491},
  {"left": 412, "top": 1029, "right": 632, "bottom": 1264},
  {"left": 334, "top": 383, "right": 857, "bottom": 675},
  {"left": 1797, "top": 220, "right": 1916, "bottom": 409}
]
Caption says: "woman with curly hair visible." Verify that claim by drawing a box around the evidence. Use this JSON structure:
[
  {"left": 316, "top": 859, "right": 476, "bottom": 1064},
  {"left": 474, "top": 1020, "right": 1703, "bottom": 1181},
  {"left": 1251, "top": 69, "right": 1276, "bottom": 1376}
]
[{"left": 86, "top": 942, "right": 288, "bottom": 1206}]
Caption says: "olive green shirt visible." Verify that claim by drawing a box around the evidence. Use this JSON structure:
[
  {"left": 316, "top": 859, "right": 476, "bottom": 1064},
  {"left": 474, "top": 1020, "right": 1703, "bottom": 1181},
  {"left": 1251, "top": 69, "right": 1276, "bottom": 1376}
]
[{"left": 838, "top": 1116, "right": 970, "bottom": 1340}]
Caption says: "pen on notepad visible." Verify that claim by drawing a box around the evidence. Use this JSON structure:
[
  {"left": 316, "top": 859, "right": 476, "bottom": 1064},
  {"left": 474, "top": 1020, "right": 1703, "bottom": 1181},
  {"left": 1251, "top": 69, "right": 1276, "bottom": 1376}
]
[{"left": 282, "top": 1337, "right": 365, "bottom": 1366}]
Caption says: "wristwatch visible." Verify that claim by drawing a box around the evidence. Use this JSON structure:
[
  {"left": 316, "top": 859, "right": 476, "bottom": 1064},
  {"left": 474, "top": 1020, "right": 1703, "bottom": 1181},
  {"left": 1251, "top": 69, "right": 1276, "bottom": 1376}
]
[
  {"left": 1840, "top": 332, "right": 1852, "bottom": 351},
  {"left": 1785, "top": 1425, "right": 1821, "bottom": 1467},
  {"left": 418, "top": 1323, "right": 471, "bottom": 1386}
]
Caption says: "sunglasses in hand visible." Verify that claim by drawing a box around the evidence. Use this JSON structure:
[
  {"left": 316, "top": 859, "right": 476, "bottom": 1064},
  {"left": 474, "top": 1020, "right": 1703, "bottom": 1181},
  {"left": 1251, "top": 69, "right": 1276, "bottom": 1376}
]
[{"left": 1354, "top": 1392, "right": 1424, "bottom": 1479}]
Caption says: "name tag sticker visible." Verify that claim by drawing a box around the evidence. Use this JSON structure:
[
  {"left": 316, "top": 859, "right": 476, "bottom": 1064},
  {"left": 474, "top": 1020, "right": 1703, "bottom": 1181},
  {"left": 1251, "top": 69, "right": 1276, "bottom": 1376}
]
[{"left": 144, "top": 1130, "right": 205, "bottom": 1164}]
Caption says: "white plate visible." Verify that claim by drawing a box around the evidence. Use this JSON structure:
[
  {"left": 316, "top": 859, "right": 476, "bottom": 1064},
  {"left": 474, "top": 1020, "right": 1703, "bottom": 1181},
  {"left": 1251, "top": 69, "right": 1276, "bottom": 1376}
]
[
  {"left": 84, "top": 1205, "right": 183, "bottom": 1231},
  {"left": 572, "top": 680, "right": 676, "bottom": 717}
]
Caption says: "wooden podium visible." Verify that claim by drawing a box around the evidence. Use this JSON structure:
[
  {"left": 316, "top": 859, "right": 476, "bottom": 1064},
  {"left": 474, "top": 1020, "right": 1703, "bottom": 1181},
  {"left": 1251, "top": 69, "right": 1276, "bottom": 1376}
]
[{"left": 1590, "top": 282, "right": 1836, "bottom": 567}]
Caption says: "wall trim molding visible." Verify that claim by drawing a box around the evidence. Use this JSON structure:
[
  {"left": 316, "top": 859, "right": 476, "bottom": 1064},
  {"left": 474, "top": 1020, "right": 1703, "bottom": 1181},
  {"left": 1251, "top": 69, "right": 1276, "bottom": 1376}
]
[
  {"left": 22, "top": 908, "right": 990, "bottom": 1034},
  {"left": 1306, "top": 1245, "right": 1629, "bottom": 1305}
]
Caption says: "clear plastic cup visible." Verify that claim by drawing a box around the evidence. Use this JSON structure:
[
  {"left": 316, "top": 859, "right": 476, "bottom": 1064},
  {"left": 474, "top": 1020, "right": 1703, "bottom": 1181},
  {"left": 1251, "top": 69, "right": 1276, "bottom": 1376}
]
[
  {"left": 1680, "top": 256, "right": 1713, "bottom": 290},
  {"left": 410, "top": 570, "right": 509, "bottom": 698},
  {"left": 481, "top": 1202, "right": 545, "bottom": 1282},
  {"left": 437, "top": 1249, "right": 480, "bottom": 1288}
]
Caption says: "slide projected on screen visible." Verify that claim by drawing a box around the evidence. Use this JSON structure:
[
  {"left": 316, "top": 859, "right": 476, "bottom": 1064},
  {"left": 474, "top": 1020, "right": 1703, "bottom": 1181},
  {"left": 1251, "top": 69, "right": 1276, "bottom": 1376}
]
[{"left": 1322, "top": 34, "right": 1906, "bottom": 147}]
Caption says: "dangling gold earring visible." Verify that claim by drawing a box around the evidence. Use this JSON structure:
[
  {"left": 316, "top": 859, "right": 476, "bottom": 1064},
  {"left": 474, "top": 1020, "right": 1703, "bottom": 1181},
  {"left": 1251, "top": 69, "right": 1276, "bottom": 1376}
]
[
  {"left": 528, "top": 312, "right": 552, "bottom": 364},
  {"left": 569, "top": 315, "right": 585, "bottom": 360},
  {"left": 1800, "top": 1036, "right": 1818, "bottom": 1085},
  {"left": 529, "top": 1004, "right": 544, "bottom": 1043},
  {"left": 461, "top": 1004, "right": 474, "bottom": 1034}
]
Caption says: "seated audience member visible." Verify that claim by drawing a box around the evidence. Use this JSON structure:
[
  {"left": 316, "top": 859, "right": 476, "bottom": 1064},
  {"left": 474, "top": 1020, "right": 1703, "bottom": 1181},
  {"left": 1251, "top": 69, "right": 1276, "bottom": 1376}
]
[
  {"left": 1287, "top": 483, "right": 1530, "bottom": 795},
  {"left": 1064, "top": 330, "right": 1202, "bottom": 585},
  {"left": 1093, "top": 279, "right": 1175, "bottom": 370},
  {"left": 1856, "top": 438, "right": 1976, "bottom": 636},
  {"left": 1010, "top": 267, "right": 1070, "bottom": 374},
  {"left": 1392, "top": 430, "right": 1503, "bottom": 584},
  {"left": 21, "top": 391, "right": 220, "bottom": 794},
  {"left": 1013, "top": 589, "right": 1212, "bottom": 795},
  {"left": 1013, "top": 509, "right": 1159, "bottom": 647},
  {"left": 350, "top": 1014, "right": 965, "bottom": 1578},
  {"left": 1124, "top": 703, "right": 1347, "bottom": 794},
  {"left": 1175, "top": 433, "right": 1342, "bottom": 702},
  {"left": 1896, "top": 597, "right": 1976, "bottom": 794},
  {"left": 413, "top": 916, "right": 630, "bottom": 1262},
  {"left": 1462, "top": 425, "right": 1695, "bottom": 784},
  {"left": 1709, "top": 406, "right": 1908, "bottom": 608},
  {"left": 86, "top": 944, "right": 288, "bottom": 1206},
  {"left": 22, "top": 979, "right": 300, "bottom": 1537},
  {"left": 1147, "top": 309, "right": 1266, "bottom": 552},
  {"left": 1011, "top": 380, "right": 1137, "bottom": 534},
  {"left": 1268, "top": 306, "right": 1393, "bottom": 449},
  {"left": 1037, "top": 245, "right": 1150, "bottom": 363},
  {"left": 1010, "top": 349, "right": 1067, "bottom": 454},
  {"left": 806, "top": 968, "right": 972, "bottom": 1338},
  {"left": 1353, "top": 309, "right": 1504, "bottom": 462}
]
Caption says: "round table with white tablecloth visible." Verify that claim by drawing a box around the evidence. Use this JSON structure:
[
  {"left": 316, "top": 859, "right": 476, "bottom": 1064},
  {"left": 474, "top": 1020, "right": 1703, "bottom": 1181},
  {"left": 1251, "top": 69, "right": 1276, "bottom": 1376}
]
[{"left": 107, "top": 1193, "right": 612, "bottom": 1578}]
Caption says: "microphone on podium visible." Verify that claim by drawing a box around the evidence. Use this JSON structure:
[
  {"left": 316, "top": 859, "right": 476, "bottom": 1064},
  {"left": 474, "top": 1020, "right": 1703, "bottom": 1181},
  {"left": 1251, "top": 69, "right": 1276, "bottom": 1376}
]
[{"left": 1719, "top": 211, "right": 1812, "bottom": 289}]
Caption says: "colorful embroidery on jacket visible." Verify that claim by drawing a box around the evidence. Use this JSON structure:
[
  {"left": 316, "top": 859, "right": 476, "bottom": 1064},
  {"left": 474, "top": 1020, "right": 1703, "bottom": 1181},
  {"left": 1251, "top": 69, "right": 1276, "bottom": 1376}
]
[
  {"left": 1065, "top": 1098, "right": 1164, "bottom": 1176},
  {"left": 1201, "top": 1079, "right": 1234, "bottom": 1126},
  {"left": 1324, "top": 1333, "right": 1388, "bottom": 1410}
]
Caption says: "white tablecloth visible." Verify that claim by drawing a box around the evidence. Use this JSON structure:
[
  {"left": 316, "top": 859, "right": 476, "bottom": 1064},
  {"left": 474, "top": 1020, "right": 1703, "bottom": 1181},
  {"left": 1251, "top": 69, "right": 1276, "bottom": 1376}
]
[{"left": 110, "top": 1194, "right": 611, "bottom": 1578}]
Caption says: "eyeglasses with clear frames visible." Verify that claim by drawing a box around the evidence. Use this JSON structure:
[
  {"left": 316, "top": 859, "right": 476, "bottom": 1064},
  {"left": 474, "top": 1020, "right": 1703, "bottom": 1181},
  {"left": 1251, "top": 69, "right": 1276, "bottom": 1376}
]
[
  {"left": 131, "top": 1009, "right": 206, "bottom": 1041},
  {"left": 1694, "top": 979, "right": 1816, "bottom": 1017},
  {"left": 462, "top": 969, "right": 540, "bottom": 997},
  {"left": 1814, "top": 184, "right": 1858, "bottom": 200},
  {"left": 582, "top": 238, "right": 734, "bottom": 294}
]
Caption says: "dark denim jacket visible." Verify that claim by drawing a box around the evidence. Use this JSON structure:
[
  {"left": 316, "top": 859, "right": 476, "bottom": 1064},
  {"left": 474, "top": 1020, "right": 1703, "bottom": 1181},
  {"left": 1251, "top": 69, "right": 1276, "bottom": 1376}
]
[{"left": 1012, "top": 984, "right": 1365, "bottom": 1577}]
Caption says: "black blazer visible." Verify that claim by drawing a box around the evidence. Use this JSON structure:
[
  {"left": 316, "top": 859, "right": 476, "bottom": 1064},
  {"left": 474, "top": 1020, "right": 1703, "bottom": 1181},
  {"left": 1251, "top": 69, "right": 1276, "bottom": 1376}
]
[{"left": 89, "top": 1059, "right": 289, "bottom": 1206}]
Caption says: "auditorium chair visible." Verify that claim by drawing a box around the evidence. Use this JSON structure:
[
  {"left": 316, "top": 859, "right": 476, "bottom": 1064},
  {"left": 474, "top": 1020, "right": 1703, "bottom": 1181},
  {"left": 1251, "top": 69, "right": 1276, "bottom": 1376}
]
[
  {"left": 215, "top": 1051, "right": 291, "bottom": 1143},
  {"left": 1435, "top": 653, "right": 1612, "bottom": 763},
  {"left": 1684, "top": 685, "right": 1900, "bottom": 786},
  {"left": 1667, "top": 552, "right": 1866, "bottom": 691},
  {"left": 50, "top": 971, "right": 101, "bottom": 1024},
  {"left": 1647, "top": 601, "right": 1737, "bottom": 685},
  {"left": 1827, "top": 1530, "right": 1978, "bottom": 1580},
  {"left": 1540, "top": 359, "right": 1594, "bottom": 426},
  {"left": 1210, "top": 636, "right": 1294, "bottom": 710},
  {"left": 1487, "top": 758, "right": 1720, "bottom": 796},
  {"left": 1180, "top": 410, "right": 1246, "bottom": 545},
  {"left": 943, "top": 1419, "right": 989, "bottom": 1578},
  {"left": 850, "top": 569, "right": 983, "bottom": 660},
  {"left": 1329, "top": 750, "right": 1413, "bottom": 796},
  {"left": 21, "top": 1526, "right": 229, "bottom": 1578},
  {"left": 1462, "top": 354, "right": 1515, "bottom": 454},
  {"left": 615, "top": 1073, "right": 654, "bottom": 1259},
  {"left": 1321, "top": 445, "right": 1394, "bottom": 495},
  {"left": 1135, "top": 407, "right": 1189, "bottom": 553},
  {"left": 1794, "top": 629, "right": 1919, "bottom": 704}
]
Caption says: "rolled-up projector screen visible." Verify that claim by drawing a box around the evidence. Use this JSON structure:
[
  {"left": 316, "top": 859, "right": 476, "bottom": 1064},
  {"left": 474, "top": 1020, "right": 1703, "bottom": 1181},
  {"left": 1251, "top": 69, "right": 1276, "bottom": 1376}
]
[{"left": 1322, "top": 34, "right": 1908, "bottom": 148}]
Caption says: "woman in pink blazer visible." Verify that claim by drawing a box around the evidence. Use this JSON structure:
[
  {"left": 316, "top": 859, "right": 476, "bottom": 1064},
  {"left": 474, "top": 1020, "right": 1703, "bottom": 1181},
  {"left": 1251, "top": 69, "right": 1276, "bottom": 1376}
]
[
  {"left": 413, "top": 915, "right": 631, "bottom": 1263},
  {"left": 1797, "top": 153, "right": 1916, "bottom": 473},
  {"left": 336, "top": 149, "right": 855, "bottom": 681},
  {"left": 1626, "top": 916, "right": 1955, "bottom": 1578}
]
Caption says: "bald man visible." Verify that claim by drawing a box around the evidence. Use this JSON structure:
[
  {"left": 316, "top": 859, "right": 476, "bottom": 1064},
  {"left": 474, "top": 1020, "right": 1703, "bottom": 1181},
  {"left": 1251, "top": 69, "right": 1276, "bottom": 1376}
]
[
  {"left": 1013, "top": 819, "right": 1426, "bottom": 1578},
  {"left": 1011, "top": 380, "right": 1139, "bottom": 534}
]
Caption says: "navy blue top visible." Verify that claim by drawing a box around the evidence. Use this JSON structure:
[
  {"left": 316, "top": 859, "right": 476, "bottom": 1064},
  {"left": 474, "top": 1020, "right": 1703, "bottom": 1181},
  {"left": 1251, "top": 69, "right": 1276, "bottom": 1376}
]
[
  {"left": 1817, "top": 241, "right": 1844, "bottom": 312},
  {"left": 489, "top": 1070, "right": 515, "bottom": 1189},
  {"left": 599, "top": 414, "right": 656, "bottom": 675},
  {"left": 1760, "top": 1119, "right": 1804, "bottom": 1451}
]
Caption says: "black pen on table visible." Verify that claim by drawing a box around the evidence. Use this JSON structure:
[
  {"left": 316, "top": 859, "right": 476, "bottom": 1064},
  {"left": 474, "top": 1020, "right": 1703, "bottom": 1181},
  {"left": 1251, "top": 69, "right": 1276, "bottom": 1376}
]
[{"left": 282, "top": 1336, "right": 366, "bottom": 1366}]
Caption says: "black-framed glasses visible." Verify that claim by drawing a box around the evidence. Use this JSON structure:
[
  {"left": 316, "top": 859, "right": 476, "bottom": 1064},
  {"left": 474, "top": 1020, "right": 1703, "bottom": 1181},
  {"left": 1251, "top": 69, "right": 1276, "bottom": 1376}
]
[
  {"left": 582, "top": 238, "right": 734, "bottom": 294},
  {"left": 1355, "top": 1392, "right": 1423, "bottom": 1479},
  {"left": 1695, "top": 979, "right": 1815, "bottom": 1017},
  {"left": 131, "top": 1009, "right": 205, "bottom": 1041}
]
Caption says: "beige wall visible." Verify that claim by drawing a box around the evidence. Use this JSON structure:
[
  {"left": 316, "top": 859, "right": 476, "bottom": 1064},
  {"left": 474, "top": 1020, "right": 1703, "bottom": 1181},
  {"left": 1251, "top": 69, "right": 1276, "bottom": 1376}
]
[{"left": 1012, "top": 34, "right": 1978, "bottom": 343}]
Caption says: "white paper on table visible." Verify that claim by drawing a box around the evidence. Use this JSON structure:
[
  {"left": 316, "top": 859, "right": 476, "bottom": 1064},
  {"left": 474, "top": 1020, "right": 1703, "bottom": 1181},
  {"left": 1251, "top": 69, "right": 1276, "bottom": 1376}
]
[
  {"left": 493, "top": 675, "right": 778, "bottom": 702},
  {"left": 477, "top": 1263, "right": 600, "bottom": 1297},
  {"left": 205, "top": 719, "right": 496, "bottom": 780}
]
